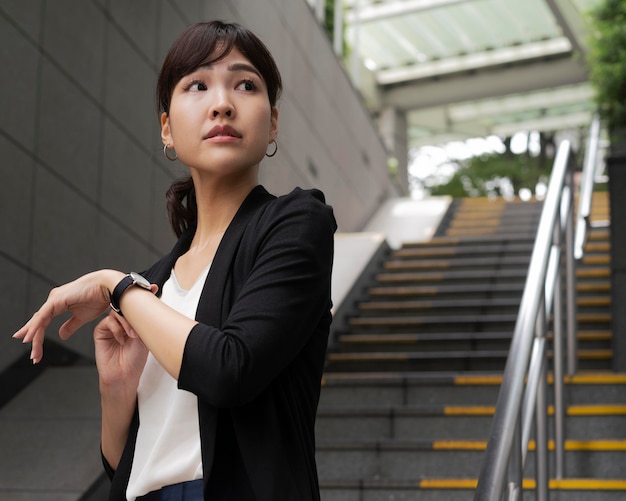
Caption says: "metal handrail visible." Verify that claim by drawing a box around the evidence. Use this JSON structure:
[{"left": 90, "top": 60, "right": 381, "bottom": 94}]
[
  {"left": 473, "top": 140, "right": 575, "bottom": 501},
  {"left": 474, "top": 118, "right": 604, "bottom": 500},
  {"left": 574, "top": 114, "right": 602, "bottom": 260}
]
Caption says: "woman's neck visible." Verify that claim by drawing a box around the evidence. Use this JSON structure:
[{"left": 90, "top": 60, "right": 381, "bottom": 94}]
[{"left": 191, "top": 176, "right": 258, "bottom": 249}]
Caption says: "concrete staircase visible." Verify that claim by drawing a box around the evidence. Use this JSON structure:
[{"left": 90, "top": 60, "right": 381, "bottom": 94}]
[{"left": 318, "top": 193, "right": 626, "bottom": 500}]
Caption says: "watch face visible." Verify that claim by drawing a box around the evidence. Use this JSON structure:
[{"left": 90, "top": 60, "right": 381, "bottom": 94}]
[{"left": 129, "top": 272, "right": 151, "bottom": 289}]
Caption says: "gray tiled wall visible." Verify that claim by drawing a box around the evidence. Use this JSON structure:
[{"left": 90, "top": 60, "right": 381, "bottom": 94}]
[{"left": 0, "top": 0, "right": 393, "bottom": 370}]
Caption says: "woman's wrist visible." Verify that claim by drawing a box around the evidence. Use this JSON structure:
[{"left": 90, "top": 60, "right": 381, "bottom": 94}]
[
  {"left": 101, "top": 270, "right": 127, "bottom": 297},
  {"left": 99, "top": 380, "right": 138, "bottom": 404}
]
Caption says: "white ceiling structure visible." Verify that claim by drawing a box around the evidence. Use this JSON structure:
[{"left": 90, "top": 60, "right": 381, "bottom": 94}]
[{"left": 341, "top": 0, "right": 601, "bottom": 150}]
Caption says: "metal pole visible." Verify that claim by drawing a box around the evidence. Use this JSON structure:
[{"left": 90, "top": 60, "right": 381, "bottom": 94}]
[
  {"left": 535, "top": 292, "right": 544, "bottom": 501},
  {"left": 565, "top": 165, "right": 578, "bottom": 375},
  {"left": 552, "top": 237, "right": 565, "bottom": 479},
  {"left": 507, "top": 414, "right": 523, "bottom": 501},
  {"left": 535, "top": 352, "right": 550, "bottom": 501}
]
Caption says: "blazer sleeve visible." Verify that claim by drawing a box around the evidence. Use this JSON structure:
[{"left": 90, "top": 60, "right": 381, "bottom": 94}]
[{"left": 177, "top": 189, "right": 336, "bottom": 407}]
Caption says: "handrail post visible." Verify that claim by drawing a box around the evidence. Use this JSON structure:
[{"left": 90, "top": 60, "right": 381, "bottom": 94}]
[
  {"left": 507, "top": 414, "right": 523, "bottom": 501},
  {"left": 565, "top": 163, "right": 578, "bottom": 375},
  {"left": 535, "top": 300, "right": 549, "bottom": 501},
  {"left": 535, "top": 349, "right": 549, "bottom": 501},
  {"left": 553, "top": 183, "right": 568, "bottom": 479}
]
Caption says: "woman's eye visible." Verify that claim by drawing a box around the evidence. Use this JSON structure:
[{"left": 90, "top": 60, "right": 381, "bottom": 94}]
[
  {"left": 186, "top": 80, "right": 207, "bottom": 92},
  {"left": 237, "top": 79, "right": 255, "bottom": 92}
]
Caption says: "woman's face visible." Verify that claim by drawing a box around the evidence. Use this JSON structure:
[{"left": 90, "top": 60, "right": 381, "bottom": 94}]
[{"left": 161, "top": 47, "right": 278, "bottom": 180}]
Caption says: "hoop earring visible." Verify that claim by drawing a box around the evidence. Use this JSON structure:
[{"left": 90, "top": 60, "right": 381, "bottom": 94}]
[
  {"left": 266, "top": 140, "right": 278, "bottom": 158},
  {"left": 163, "top": 144, "right": 178, "bottom": 161}
]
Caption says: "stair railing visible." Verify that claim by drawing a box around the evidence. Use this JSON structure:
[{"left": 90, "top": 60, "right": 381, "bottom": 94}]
[
  {"left": 574, "top": 114, "right": 602, "bottom": 261},
  {"left": 473, "top": 139, "right": 576, "bottom": 501},
  {"left": 570, "top": 114, "right": 603, "bottom": 374},
  {"left": 474, "top": 117, "right": 605, "bottom": 500}
]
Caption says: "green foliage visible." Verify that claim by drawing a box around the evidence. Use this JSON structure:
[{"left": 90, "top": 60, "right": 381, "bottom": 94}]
[
  {"left": 586, "top": 0, "right": 626, "bottom": 130},
  {"left": 428, "top": 152, "right": 550, "bottom": 198}
]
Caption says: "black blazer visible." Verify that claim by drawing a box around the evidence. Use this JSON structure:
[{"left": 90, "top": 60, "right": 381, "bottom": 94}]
[{"left": 105, "top": 186, "right": 337, "bottom": 500}]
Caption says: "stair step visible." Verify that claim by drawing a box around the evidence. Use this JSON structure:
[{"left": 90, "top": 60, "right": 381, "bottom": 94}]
[
  {"left": 384, "top": 255, "right": 531, "bottom": 270},
  {"left": 577, "top": 280, "right": 610, "bottom": 293},
  {"left": 326, "top": 350, "right": 509, "bottom": 372},
  {"left": 349, "top": 314, "right": 517, "bottom": 334},
  {"left": 326, "top": 349, "right": 611, "bottom": 371},
  {"left": 320, "top": 372, "right": 626, "bottom": 407},
  {"left": 368, "top": 282, "right": 524, "bottom": 298},
  {"left": 335, "top": 331, "right": 611, "bottom": 352},
  {"left": 316, "top": 404, "right": 626, "bottom": 441},
  {"left": 376, "top": 269, "right": 528, "bottom": 281},
  {"left": 582, "top": 255, "right": 611, "bottom": 265},
  {"left": 320, "top": 477, "right": 626, "bottom": 501},
  {"left": 577, "top": 268, "right": 610, "bottom": 278},
  {"left": 317, "top": 439, "right": 626, "bottom": 479},
  {"left": 584, "top": 241, "right": 610, "bottom": 252},
  {"left": 401, "top": 234, "right": 535, "bottom": 248},
  {"left": 357, "top": 297, "right": 522, "bottom": 315}
]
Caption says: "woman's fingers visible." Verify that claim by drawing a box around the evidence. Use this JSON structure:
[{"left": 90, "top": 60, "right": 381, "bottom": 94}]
[
  {"left": 12, "top": 304, "right": 55, "bottom": 364},
  {"left": 95, "top": 311, "right": 136, "bottom": 345},
  {"left": 30, "top": 328, "right": 45, "bottom": 364},
  {"left": 13, "top": 270, "right": 125, "bottom": 364}
]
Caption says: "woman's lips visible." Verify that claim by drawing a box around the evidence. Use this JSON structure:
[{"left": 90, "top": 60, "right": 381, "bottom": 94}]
[{"left": 204, "top": 124, "right": 242, "bottom": 141}]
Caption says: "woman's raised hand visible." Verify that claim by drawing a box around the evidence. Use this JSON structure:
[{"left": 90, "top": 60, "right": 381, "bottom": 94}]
[
  {"left": 94, "top": 312, "right": 149, "bottom": 389},
  {"left": 12, "top": 270, "right": 124, "bottom": 364}
]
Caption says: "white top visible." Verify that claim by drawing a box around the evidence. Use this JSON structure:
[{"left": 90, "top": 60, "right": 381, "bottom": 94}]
[{"left": 126, "top": 265, "right": 210, "bottom": 500}]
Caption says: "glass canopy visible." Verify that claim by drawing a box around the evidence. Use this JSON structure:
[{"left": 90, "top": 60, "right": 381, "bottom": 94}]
[{"left": 340, "top": 0, "right": 601, "bottom": 149}]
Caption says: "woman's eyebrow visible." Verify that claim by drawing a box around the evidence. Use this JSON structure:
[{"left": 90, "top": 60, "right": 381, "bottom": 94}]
[{"left": 227, "top": 62, "right": 262, "bottom": 79}]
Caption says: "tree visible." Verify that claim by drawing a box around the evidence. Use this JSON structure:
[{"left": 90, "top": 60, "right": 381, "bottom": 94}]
[{"left": 426, "top": 132, "right": 557, "bottom": 198}]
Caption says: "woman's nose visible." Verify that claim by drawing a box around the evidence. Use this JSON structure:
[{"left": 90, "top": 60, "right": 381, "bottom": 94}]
[
  {"left": 212, "top": 108, "right": 232, "bottom": 117},
  {"left": 210, "top": 90, "right": 234, "bottom": 118}
]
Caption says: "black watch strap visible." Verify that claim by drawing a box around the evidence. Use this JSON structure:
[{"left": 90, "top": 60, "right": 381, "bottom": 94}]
[{"left": 109, "top": 272, "right": 151, "bottom": 316}]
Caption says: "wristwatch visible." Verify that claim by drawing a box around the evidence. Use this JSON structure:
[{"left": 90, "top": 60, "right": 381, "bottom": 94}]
[{"left": 109, "top": 272, "right": 152, "bottom": 316}]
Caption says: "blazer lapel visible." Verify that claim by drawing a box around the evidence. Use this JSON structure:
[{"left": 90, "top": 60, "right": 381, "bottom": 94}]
[{"left": 195, "top": 185, "right": 275, "bottom": 326}]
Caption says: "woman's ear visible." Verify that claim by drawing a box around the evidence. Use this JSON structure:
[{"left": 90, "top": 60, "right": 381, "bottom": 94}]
[
  {"left": 161, "top": 112, "right": 173, "bottom": 147},
  {"left": 269, "top": 106, "right": 279, "bottom": 143}
]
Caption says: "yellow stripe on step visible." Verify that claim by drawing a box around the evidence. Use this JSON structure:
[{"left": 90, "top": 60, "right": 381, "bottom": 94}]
[
  {"left": 432, "top": 440, "right": 486, "bottom": 450},
  {"left": 549, "top": 479, "right": 626, "bottom": 490},
  {"left": 565, "top": 440, "right": 626, "bottom": 451},
  {"left": 439, "top": 404, "right": 626, "bottom": 416},
  {"left": 567, "top": 405, "right": 626, "bottom": 415},
  {"left": 418, "top": 478, "right": 626, "bottom": 491},
  {"left": 546, "top": 404, "right": 626, "bottom": 415},
  {"left": 547, "top": 373, "right": 626, "bottom": 385},
  {"left": 454, "top": 375, "right": 502, "bottom": 385},
  {"left": 420, "top": 478, "right": 477, "bottom": 489},
  {"left": 444, "top": 406, "right": 495, "bottom": 415},
  {"left": 528, "top": 439, "right": 626, "bottom": 451}
]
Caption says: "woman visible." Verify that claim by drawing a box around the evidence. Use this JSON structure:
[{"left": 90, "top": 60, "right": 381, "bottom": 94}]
[{"left": 13, "top": 21, "right": 336, "bottom": 501}]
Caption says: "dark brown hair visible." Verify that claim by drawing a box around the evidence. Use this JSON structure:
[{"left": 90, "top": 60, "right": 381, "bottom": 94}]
[{"left": 159, "top": 21, "right": 283, "bottom": 237}]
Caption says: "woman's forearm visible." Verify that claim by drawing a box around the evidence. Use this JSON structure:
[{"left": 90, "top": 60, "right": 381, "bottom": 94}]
[
  {"left": 117, "top": 285, "right": 198, "bottom": 380},
  {"left": 100, "top": 384, "right": 137, "bottom": 471}
]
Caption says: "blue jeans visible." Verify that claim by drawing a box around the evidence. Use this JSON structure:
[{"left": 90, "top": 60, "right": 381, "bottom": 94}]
[{"left": 137, "top": 479, "right": 203, "bottom": 500}]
